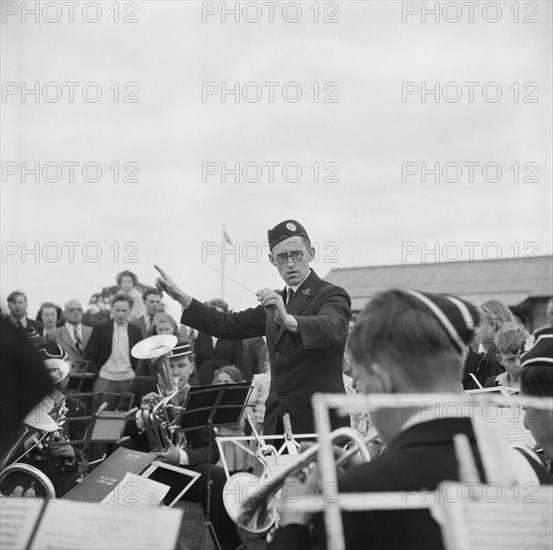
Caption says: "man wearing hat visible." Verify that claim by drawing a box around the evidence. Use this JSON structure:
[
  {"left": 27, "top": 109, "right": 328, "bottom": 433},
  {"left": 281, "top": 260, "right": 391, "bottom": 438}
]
[
  {"left": 155, "top": 219, "right": 352, "bottom": 435},
  {"left": 267, "top": 289, "right": 552, "bottom": 550},
  {"left": 127, "top": 342, "right": 243, "bottom": 550},
  {"left": 520, "top": 334, "right": 553, "bottom": 467}
]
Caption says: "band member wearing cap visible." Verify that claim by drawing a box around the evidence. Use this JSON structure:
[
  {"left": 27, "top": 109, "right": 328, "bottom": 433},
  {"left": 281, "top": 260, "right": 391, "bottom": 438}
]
[
  {"left": 155, "top": 219, "right": 352, "bottom": 435},
  {"left": 127, "top": 342, "right": 243, "bottom": 550},
  {"left": 3, "top": 342, "right": 87, "bottom": 497},
  {"left": 520, "top": 334, "right": 553, "bottom": 469},
  {"left": 267, "top": 290, "right": 551, "bottom": 550}
]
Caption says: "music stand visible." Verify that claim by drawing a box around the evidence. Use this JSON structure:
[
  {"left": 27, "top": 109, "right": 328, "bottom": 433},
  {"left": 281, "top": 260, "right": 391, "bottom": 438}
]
[
  {"left": 180, "top": 382, "right": 252, "bottom": 550},
  {"left": 66, "top": 361, "right": 96, "bottom": 393}
]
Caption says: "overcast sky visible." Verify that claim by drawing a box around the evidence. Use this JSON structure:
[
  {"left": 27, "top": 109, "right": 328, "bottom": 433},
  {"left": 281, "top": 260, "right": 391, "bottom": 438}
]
[{"left": 2, "top": 1, "right": 551, "bottom": 321}]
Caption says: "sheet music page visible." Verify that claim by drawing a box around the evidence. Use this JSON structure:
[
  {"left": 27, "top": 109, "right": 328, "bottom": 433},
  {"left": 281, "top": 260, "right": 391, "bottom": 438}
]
[
  {"left": 30, "top": 499, "right": 183, "bottom": 550},
  {"left": 0, "top": 499, "right": 45, "bottom": 550},
  {"left": 498, "top": 407, "right": 537, "bottom": 448},
  {"left": 455, "top": 488, "right": 553, "bottom": 549},
  {"left": 101, "top": 472, "right": 170, "bottom": 507}
]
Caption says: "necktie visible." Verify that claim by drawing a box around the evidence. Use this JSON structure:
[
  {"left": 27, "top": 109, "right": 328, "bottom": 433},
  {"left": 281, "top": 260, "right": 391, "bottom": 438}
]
[
  {"left": 287, "top": 288, "right": 295, "bottom": 307},
  {"left": 149, "top": 316, "right": 155, "bottom": 332},
  {"left": 74, "top": 326, "right": 82, "bottom": 353},
  {"left": 16, "top": 321, "right": 23, "bottom": 329}
]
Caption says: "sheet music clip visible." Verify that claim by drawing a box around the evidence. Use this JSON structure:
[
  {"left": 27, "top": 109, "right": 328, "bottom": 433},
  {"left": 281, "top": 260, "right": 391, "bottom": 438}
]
[{"left": 283, "top": 413, "right": 299, "bottom": 455}]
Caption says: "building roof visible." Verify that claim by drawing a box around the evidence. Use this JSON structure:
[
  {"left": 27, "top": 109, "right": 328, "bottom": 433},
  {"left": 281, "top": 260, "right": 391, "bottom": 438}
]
[{"left": 325, "top": 255, "right": 553, "bottom": 312}]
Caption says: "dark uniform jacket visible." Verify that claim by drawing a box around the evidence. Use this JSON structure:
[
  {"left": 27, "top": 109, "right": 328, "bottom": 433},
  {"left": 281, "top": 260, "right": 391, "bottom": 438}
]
[
  {"left": 194, "top": 332, "right": 245, "bottom": 385},
  {"left": 269, "top": 417, "right": 552, "bottom": 550},
  {"left": 84, "top": 320, "right": 142, "bottom": 376},
  {"left": 180, "top": 269, "right": 352, "bottom": 435}
]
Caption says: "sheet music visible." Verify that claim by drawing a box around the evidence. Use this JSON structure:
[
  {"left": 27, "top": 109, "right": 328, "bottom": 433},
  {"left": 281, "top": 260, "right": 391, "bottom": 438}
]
[
  {"left": 30, "top": 499, "right": 183, "bottom": 550},
  {"left": 498, "top": 407, "right": 537, "bottom": 448},
  {"left": 448, "top": 489, "right": 553, "bottom": 549},
  {"left": 0, "top": 499, "right": 45, "bottom": 550},
  {"left": 101, "top": 472, "right": 170, "bottom": 507}
]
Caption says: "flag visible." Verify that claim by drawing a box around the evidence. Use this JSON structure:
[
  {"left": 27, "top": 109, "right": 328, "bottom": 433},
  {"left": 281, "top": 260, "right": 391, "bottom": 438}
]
[{"left": 223, "top": 227, "right": 233, "bottom": 245}]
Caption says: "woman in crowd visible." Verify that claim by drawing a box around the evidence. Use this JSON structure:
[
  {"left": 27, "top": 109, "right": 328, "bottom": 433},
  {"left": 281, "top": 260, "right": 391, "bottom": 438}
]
[{"left": 36, "top": 302, "right": 63, "bottom": 340}]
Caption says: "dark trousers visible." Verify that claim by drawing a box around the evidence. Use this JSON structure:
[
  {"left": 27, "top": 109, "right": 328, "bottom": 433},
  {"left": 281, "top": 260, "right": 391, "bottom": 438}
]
[{"left": 184, "top": 463, "right": 242, "bottom": 550}]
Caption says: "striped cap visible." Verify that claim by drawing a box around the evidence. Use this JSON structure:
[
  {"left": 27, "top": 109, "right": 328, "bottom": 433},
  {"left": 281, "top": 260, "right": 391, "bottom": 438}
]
[
  {"left": 36, "top": 341, "right": 68, "bottom": 362},
  {"left": 521, "top": 334, "right": 553, "bottom": 369},
  {"left": 169, "top": 342, "right": 192, "bottom": 359},
  {"left": 406, "top": 290, "right": 479, "bottom": 354}
]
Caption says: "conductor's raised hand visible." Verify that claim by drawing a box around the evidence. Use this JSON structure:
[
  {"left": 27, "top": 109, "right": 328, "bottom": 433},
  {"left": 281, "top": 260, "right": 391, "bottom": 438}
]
[
  {"left": 153, "top": 265, "right": 191, "bottom": 308},
  {"left": 256, "top": 288, "right": 287, "bottom": 325}
]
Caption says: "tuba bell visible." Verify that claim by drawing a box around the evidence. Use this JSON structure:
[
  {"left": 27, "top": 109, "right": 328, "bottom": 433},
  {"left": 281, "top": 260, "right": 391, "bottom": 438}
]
[
  {"left": 131, "top": 335, "right": 186, "bottom": 452},
  {"left": 223, "top": 426, "right": 372, "bottom": 536}
]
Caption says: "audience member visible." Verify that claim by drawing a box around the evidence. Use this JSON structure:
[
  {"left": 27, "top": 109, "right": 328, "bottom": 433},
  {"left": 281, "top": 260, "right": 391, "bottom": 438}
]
[
  {"left": 116, "top": 270, "right": 144, "bottom": 323},
  {"left": 466, "top": 298, "right": 515, "bottom": 389},
  {"left": 56, "top": 300, "right": 93, "bottom": 372},
  {"left": 84, "top": 293, "right": 142, "bottom": 395},
  {"left": 484, "top": 321, "right": 528, "bottom": 389},
  {"left": 134, "top": 288, "right": 163, "bottom": 339},
  {"left": 36, "top": 302, "right": 63, "bottom": 340},
  {"left": 6, "top": 291, "right": 44, "bottom": 334}
]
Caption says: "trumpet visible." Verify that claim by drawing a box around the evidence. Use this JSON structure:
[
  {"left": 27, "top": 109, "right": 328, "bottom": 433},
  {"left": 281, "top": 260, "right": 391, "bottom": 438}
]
[
  {"left": 131, "top": 335, "right": 186, "bottom": 452},
  {"left": 223, "top": 426, "right": 372, "bottom": 535}
]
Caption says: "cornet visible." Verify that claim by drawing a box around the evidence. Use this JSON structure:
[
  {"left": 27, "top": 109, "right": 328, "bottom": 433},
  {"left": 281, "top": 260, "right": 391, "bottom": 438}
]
[
  {"left": 131, "top": 335, "right": 187, "bottom": 452},
  {"left": 223, "top": 426, "right": 372, "bottom": 535}
]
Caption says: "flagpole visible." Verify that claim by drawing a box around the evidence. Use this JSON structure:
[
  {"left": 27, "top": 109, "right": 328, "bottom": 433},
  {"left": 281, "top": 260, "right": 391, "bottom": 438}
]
[{"left": 221, "top": 225, "right": 225, "bottom": 300}]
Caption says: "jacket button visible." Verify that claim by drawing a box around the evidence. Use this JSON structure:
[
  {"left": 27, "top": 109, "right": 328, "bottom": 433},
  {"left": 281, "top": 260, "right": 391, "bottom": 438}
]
[{"left": 274, "top": 352, "right": 280, "bottom": 357}]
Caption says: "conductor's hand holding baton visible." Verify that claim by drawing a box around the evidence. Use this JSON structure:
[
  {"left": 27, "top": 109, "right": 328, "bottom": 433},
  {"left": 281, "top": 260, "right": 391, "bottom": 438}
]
[{"left": 154, "top": 265, "right": 298, "bottom": 333}]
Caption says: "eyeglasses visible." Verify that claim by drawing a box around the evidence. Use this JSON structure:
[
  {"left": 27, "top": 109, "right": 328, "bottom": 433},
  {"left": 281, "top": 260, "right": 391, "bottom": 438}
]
[
  {"left": 67, "top": 308, "right": 83, "bottom": 312},
  {"left": 274, "top": 250, "right": 304, "bottom": 265}
]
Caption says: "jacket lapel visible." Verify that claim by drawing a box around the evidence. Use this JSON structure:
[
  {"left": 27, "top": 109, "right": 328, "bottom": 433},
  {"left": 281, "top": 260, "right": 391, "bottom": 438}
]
[{"left": 61, "top": 325, "right": 78, "bottom": 355}]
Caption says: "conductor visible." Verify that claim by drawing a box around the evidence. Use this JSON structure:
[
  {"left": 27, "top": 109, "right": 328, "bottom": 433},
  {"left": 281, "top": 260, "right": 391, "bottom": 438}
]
[{"left": 154, "top": 219, "right": 352, "bottom": 435}]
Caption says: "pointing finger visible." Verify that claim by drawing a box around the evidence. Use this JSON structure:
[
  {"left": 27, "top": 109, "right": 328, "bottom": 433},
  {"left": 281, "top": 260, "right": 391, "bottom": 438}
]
[{"left": 154, "top": 265, "right": 169, "bottom": 279}]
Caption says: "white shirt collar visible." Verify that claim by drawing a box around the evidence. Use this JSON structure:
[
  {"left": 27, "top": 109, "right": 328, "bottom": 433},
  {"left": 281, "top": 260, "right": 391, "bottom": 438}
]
[{"left": 10, "top": 316, "right": 27, "bottom": 327}]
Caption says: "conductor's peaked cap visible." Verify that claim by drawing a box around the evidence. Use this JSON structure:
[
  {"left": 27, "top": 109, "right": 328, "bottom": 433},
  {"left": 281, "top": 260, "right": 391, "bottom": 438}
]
[{"left": 268, "top": 220, "right": 310, "bottom": 251}]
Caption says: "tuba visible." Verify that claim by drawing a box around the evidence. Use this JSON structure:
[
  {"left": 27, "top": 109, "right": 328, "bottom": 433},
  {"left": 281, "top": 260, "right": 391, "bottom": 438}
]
[
  {"left": 223, "top": 426, "right": 372, "bottom": 536},
  {"left": 131, "top": 335, "right": 186, "bottom": 452},
  {"left": 0, "top": 398, "right": 61, "bottom": 500}
]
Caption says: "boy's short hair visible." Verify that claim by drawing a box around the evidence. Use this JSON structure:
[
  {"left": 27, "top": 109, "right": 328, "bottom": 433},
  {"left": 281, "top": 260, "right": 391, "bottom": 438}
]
[
  {"left": 111, "top": 292, "right": 133, "bottom": 308},
  {"left": 494, "top": 322, "right": 528, "bottom": 354},
  {"left": 349, "top": 290, "right": 478, "bottom": 387},
  {"left": 116, "top": 270, "right": 138, "bottom": 287}
]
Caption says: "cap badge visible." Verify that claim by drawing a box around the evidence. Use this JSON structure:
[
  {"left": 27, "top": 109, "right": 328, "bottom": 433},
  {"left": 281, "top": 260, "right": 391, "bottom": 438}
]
[{"left": 286, "top": 222, "right": 297, "bottom": 231}]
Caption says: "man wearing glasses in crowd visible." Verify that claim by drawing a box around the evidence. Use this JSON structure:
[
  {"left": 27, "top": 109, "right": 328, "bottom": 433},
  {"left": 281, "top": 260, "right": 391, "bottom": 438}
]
[
  {"left": 155, "top": 219, "right": 352, "bottom": 436},
  {"left": 56, "top": 300, "right": 93, "bottom": 373}
]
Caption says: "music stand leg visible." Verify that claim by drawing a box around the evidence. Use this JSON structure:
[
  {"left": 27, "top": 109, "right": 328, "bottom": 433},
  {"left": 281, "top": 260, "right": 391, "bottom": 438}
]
[{"left": 200, "top": 420, "right": 222, "bottom": 550}]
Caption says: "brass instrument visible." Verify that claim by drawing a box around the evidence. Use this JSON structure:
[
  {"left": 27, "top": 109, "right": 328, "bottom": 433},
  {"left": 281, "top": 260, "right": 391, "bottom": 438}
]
[
  {"left": 0, "top": 463, "right": 56, "bottom": 500},
  {"left": 223, "top": 426, "right": 372, "bottom": 535},
  {"left": 131, "top": 335, "right": 186, "bottom": 452},
  {"left": 0, "top": 397, "right": 62, "bottom": 499}
]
